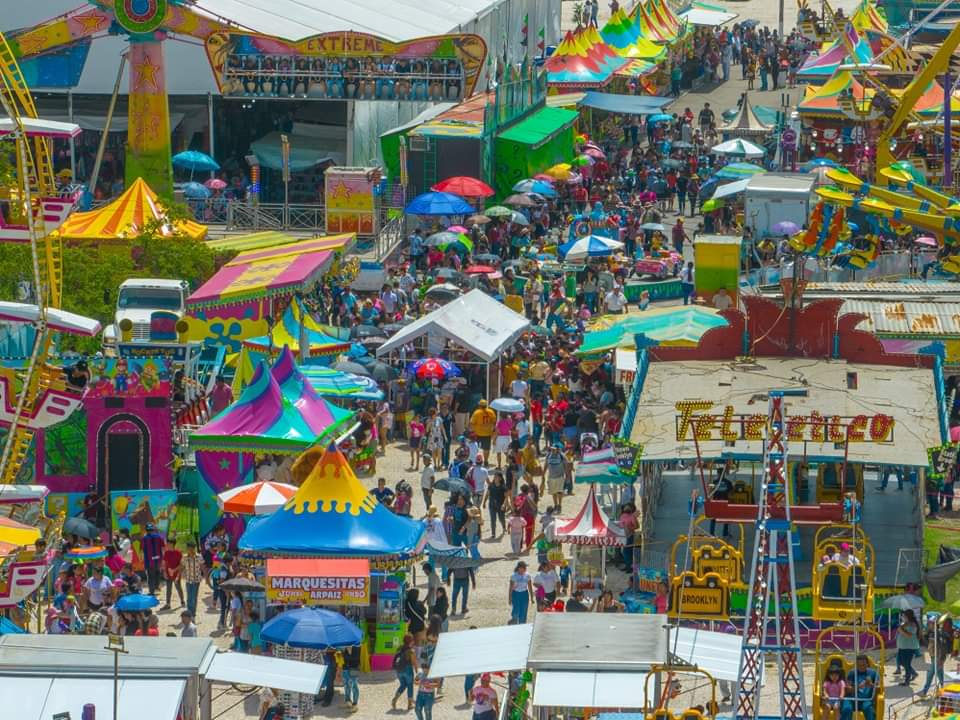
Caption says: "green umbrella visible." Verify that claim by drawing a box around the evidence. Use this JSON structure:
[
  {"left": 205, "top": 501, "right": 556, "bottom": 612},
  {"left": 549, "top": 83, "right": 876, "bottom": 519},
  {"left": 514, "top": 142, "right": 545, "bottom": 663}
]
[
  {"left": 440, "top": 234, "right": 474, "bottom": 254},
  {"left": 701, "top": 198, "right": 724, "bottom": 212},
  {"left": 485, "top": 205, "right": 514, "bottom": 217}
]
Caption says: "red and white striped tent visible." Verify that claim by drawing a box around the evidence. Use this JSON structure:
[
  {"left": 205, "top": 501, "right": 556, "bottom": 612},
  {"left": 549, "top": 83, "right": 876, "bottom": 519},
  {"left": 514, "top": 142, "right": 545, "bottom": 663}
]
[{"left": 554, "top": 484, "right": 627, "bottom": 546}]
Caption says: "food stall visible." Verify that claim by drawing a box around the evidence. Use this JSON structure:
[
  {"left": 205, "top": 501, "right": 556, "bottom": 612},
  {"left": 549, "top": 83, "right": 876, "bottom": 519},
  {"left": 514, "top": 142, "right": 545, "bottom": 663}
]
[{"left": 553, "top": 485, "right": 627, "bottom": 599}]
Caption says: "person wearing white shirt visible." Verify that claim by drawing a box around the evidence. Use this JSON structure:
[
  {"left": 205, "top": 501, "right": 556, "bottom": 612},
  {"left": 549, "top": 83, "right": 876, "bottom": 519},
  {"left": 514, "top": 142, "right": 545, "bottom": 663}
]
[
  {"left": 510, "top": 378, "right": 529, "bottom": 400},
  {"left": 533, "top": 562, "right": 559, "bottom": 604},
  {"left": 117, "top": 529, "right": 133, "bottom": 564},
  {"left": 420, "top": 456, "right": 437, "bottom": 507},
  {"left": 712, "top": 287, "right": 732, "bottom": 311},
  {"left": 468, "top": 460, "right": 489, "bottom": 503},
  {"left": 604, "top": 286, "right": 627, "bottom": 314},
  {"left": 83, "top": 566, "right": 112, "bottom": 610}
]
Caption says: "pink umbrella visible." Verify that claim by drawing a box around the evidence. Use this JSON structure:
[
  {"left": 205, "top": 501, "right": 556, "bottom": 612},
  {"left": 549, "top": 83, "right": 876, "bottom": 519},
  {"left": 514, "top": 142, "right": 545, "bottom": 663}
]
[
  {"left": 447, "top": 225, "right": 469, "bottom": 234},
  {"left": 915, "top": 236, "right": 938, "bottom": 247},
  {"left": 204, "top": 178, "right": 227, "bottom": 190},
  {"left": 534, "top": 173, "right": 558, "bottom": 182},
  {"left": 584, "top": 147, "right": 606, "bottom": 160}
]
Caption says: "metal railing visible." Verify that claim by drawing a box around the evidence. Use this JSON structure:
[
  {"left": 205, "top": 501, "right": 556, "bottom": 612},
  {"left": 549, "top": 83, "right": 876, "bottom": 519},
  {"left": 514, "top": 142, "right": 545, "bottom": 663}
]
[
  {"left": 224, "top": 201, "right": 326, "bottom": 231},
  {"left": 373, "top": 214, "right": 406, "bottom": 262}
]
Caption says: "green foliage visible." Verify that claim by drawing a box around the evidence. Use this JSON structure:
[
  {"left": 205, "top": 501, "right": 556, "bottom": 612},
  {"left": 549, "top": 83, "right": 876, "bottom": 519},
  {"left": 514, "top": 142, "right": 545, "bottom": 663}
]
[{"left": 0, "top": 200, "right": 214, "bottom": 354}]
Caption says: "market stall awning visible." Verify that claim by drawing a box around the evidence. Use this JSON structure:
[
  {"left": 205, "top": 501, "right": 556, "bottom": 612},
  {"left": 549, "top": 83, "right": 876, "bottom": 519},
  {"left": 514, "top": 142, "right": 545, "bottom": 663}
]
[
  {"left": 187, "top": 234, "right": 353, "bottom": 308},
  {"left": 239, "top": 443, "right": 426, "bottom": 558},
  {"left": 670, "top": 627, "right": 743, "bottom": 682},
  {"left": 497, "top": 107, "right": 579, "bottom": 147},
  {"left": 190, "top": 358, "right": 353, "bottom": 453},
  {"left": 377, "top": 289, "right": 530, "bottom": 363},
  {"left": 0, "top": 676, "right": 184, "bottom": 720},
  {"left": 579, "top": 306, "right": 726, "bottom": 355},
  {"left": 578, "top": 92, "right": 672, "bottom": 115},
  {"left": 57, "top": 178, "right": 207, "bottom": 242},
  {"left": 555, "top": 485, "right": 627, "bottom": 545},
  {"left": 545, "top": 28, "right": 628, "bottom": 89},
  {"left": 712, "top": 177, "right": 751, "bottom": 200},
  {"left": 533, "top": 671, "right": 646, "bottom": 708},
  {"left": 0, "top": 302, "right": 101, "bottom": 336},
  {"left": 203, "top": 651, "right": 325, "bottom": 694},
  {"left": 428, "top": 624, "right": 534, "bottom": 678},
  {"left": 205, "top": 231, "right": 305, "bottom": 253},
  {"left": 242, "top": 298, "right": 352, "bottom": 357}
]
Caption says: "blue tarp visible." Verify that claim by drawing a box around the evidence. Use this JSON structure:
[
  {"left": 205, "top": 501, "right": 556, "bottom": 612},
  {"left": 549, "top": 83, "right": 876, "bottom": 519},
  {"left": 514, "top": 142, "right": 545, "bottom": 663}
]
[{"left": 579, "top": 91, "right": 672, "bottom": 114}]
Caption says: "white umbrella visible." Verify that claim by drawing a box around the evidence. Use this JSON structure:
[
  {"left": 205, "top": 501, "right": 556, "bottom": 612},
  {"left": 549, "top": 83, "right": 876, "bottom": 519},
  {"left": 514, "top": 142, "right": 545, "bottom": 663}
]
[
  {"left": 881, "top": 593, "right": 925, "bottom": 612},
  {"left": 711, "top": 138, "right": 766, "bottom": 158},
  {"left": 491, "top": 397, "right": 525, "bottom": 413}
]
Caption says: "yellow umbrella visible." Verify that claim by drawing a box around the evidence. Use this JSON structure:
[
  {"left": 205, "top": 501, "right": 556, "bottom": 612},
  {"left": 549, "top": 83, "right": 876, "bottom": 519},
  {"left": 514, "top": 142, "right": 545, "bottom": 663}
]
[
  {"left": 0, "top": 517, "right": 40, "bottom": 546},
  {"left": 544, "top": 163, "right": 573, "bottom": 179}
]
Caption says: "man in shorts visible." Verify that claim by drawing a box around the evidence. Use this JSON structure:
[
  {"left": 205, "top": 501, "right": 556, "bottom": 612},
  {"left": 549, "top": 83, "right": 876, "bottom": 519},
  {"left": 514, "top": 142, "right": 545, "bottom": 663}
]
[{"left": 544, "top": 444, "right": 570, "bottom": 512}]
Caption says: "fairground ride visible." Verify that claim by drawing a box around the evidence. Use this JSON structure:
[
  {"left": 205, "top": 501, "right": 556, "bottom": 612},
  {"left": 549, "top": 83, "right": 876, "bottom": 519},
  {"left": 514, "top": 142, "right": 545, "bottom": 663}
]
[{"left": 0, "top": 31, "right": 85, "bottom": 486}]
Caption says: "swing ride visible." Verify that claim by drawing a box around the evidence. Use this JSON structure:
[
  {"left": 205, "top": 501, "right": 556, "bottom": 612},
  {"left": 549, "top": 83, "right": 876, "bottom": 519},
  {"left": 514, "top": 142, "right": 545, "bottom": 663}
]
[{"left": 643, "top": 664, "right": 719, "bottom": 720}]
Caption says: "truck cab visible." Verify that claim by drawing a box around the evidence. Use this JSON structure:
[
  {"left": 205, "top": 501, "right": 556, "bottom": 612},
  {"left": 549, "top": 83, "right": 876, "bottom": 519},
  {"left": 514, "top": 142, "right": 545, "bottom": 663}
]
[{"left": 103, "top": 278, "right": 188, "bottom": 350}]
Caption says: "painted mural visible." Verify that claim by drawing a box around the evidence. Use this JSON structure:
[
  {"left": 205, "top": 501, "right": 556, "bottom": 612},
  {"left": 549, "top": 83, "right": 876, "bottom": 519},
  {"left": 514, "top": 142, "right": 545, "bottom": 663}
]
[
  {"left": 111, "top": 489, "right": 179, "bottom": 569},
  {"left": 85, "top": 357, "right": 172, "bottom": 398},
  {"left": 325, "top": 169, "right": 376, "bottom": 235},
  {"left": 43, "top": 409, "right": 88, "bottom": 478},
  {"left": 46, "top": 492, "right": 86, "bottom": 521}
]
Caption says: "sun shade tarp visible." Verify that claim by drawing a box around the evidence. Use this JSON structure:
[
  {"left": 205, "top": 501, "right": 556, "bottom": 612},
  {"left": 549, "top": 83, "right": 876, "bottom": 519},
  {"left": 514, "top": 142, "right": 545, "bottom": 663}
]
[
  {"left": 0, "top": 677, "right": 185, "bottom": 720},
  {"left": 579, "top": 92, "right": 672, "bottom": 114},
  {"left": 669, "top": 627, "right": 744, "bottom": 682},
  {"left": 532, "top": 671, "right": 647, "bottom": 708},
  {"left": 204, "top": 649, "right": 326, "bottom": 694}
]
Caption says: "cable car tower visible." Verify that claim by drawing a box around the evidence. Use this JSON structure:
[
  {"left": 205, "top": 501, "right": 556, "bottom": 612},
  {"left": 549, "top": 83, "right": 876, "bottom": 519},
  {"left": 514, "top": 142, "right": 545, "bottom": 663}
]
[{"left": 735, "top": 389, "right": 807, "bottom": 720}]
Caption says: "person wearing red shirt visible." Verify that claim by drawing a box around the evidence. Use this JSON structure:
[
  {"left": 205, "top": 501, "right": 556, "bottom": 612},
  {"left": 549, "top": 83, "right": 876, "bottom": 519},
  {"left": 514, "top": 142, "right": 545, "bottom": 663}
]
[
  {"left": 530, "top": 398, "right": 544, "bottom": 451},
  {"left": 573, "top": 184, "right": 588, "bottom": 213},
  {"left": 162, "top": 537, "right": 184, "bottom": 610}
]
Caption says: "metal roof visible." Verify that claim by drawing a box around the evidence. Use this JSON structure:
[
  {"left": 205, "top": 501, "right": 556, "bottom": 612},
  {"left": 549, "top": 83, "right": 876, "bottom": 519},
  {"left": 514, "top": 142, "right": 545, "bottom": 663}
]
[
  {"left": 527, "top": 613, "right": 668, "bottom": 671},
  {"left": 763, "top": 282, "right": 960, "bottom": 299},
  {"left": 746, "top": 173, "right": 815, "bottom": 194},
  {"left": 842, "top": 300, "right": 960, "bottom": 337},
  {"left": 0, "top": 636, "right": 216, "bottom": 678}
]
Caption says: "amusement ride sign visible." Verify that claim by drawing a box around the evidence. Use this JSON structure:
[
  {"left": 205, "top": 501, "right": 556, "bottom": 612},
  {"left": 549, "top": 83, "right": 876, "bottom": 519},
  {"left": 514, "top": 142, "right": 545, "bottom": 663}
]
[
  {"left": 673, "top": 400, "right": 896, "bottom": 444},
  {"left": 265, "top": 558, "right": 370, "bottom": 606}
]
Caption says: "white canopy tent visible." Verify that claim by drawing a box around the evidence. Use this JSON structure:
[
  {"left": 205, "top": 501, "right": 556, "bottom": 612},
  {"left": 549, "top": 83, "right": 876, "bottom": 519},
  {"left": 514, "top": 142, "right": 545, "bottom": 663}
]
[
  {"left": 377, "top": 289, "right": 530, "bottom": 396},
  {"left": 0, "top": 677, "right": 185, "bottom": 720},
  {"left": 428, "top": 623, "right": 534, "bottom": 678}
]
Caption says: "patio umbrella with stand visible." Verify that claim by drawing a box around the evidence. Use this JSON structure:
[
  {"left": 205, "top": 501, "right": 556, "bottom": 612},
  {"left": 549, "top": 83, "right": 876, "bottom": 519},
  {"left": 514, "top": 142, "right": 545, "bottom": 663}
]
[
  {"left": 217, "top": 481, "right": 299, "bottom": 515},
  {"left": 431, "top": 176, "right": 495, "bottom": 198},
  {"left": 262, "top": 607, "right": 363, "bottom": 649}
]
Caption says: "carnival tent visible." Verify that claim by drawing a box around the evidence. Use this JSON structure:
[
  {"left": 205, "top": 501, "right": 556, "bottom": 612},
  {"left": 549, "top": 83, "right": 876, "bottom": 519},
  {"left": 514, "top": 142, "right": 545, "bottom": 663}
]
[
  {"left": 545, "top": 28, "right": 628, "bottom": 89},
  {"left": 56, "top": 178, "right": 207, "bottom": 242},
  {"left": 189, "top": 358, "right": 353, "bottom": 453},
  {"left": 242, "top": 298, "right": 351, "bottom": 357},
  {"left": 186, "top": 234, "right": 353, "bottom": 309},
  {"left": 601, "top": 9, "right": 667, "bottom": 60},
  {"left": 720, "top": 94, "right": 773, "bottom": 137},
  {"left": 797, "top": 25, "right": 873, "bottom": 80},
  {"left": 239, "top": 442, "right": 426, "bottom": 558},
  {"left": 376, "top": 289, "right": 530, "bottom": 363},
  {"left": 577, "top": 306, "right": 727, "bottom": 355},
  {"left": 578, "top": 92, "right": 671, "bottom": 114},
  {"left": 555, "top": 485, "right": 626, "bottom": 546},
  {"left": 798, "top": 70, "right": 873, "bottom": 118}
]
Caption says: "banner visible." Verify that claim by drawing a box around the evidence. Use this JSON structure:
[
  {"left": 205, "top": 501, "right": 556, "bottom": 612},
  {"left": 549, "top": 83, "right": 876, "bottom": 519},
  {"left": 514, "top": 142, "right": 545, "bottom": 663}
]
[
  {"left": 266, "top": 558, "right": 370, "bottom": 605},
  {"left": 111, "top": 490, "right": 178, "bottom": 570},
  {"left": 611, "top": 437, "right": 643, "bottom": 475},
  {"left": 928, "top": 443, "right": 959, "bottom": 482}
]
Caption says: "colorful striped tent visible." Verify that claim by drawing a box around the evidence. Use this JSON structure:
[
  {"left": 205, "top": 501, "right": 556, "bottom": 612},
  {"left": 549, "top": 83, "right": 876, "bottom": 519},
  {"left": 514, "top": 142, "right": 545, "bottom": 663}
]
[
  {"left": 797, "top": 25, "right": 873, "bottom": 80},
  {"left": 602, "top": 9, "right": 667, "bottom": 60},
  {"left": 851, "top": 0, "right": 887, "bottom": 34},
  {"left": 904, "top": 81, "right": 960, "bottom": 117},
  {"left": 190, "top": 353, "right": 353, "bottom": 453},
  {"left": 57, "top": 178, "right": 207, "bottom": 242},
  {"left": 799, "top": 69, "right": 874, "bottom": 118},
  {"left": 545, "top": 28, "right": 628, "bottom": 89},
  {"left": 242, "top": 297, "right": 351, "bottom": 357},
  {"left": 630, "top": 0, "right": 682, "bottom": 43}
]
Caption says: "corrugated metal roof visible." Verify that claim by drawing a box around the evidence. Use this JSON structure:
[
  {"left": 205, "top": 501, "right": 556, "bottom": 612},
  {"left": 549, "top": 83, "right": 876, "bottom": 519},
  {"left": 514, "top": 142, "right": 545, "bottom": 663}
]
[
  {"left": 841, "top": 299, "right": 960, "bottom": 337},
  {"left": 805, "top": 282, "right": 960, "bottom": 295}
]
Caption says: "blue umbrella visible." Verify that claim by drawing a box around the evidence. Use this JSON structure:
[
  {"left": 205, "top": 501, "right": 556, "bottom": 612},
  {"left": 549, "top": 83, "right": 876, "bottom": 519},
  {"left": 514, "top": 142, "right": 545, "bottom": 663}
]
[
  {"left": 648, "top": 113, "right": 673, "bottom": 123},
  {"left": 172, "top": 150, "right": 220, "bottom": 173},
  {"left": 512, "top": 179, "right": 557, "bottom": 197},
  {"left": 182, "top": 181, "right": 211, "bottom": 199},
  {"left": 262, "top": 607, "right": 363, "bottom": 649},
  {"left": 115, "top": 593, "right": 160, "bottom": 611},
  {"left": 405, "top": 191, "right": 475, "bottom": 216}
]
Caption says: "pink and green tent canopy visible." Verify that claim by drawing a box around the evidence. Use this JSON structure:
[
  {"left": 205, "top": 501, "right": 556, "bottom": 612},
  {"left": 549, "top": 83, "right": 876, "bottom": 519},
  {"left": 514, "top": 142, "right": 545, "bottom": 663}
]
[
  {"left": 798, "top": 25, "right": 873, "bottom": 80},
  {"left": 190, "top": 348, "right": 354, "bottom": 453}
]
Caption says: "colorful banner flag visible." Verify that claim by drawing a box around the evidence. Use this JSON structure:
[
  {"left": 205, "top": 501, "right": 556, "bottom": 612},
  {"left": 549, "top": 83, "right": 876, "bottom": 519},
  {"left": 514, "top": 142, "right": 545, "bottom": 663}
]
[
  {"left": 537, "top": 27, "right": 545, "bottom": 54},
  {"left": 521, "top": 13, "right": 529, "bottom": 46}
]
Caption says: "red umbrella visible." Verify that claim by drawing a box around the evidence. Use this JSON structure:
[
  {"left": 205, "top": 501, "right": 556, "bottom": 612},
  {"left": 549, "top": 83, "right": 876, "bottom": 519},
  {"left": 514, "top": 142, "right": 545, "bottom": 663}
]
[
  {"left": 432, "top": 176, "right": 495, "bottom": 197},
  {"left": 465, "top": 265, "right": 496, "bottom": 274}
]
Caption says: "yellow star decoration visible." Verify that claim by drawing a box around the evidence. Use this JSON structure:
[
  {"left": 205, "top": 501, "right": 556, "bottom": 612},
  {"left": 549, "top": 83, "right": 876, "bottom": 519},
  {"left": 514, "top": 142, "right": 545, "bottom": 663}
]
[
  {"left": 16, "top": 30, "right": 50, "bottom": 58},
  {"left": 133, "top": 55, "right": 162, "bottom": 93},
  {"left": 329, "top": 182, "right": 354, "bottom": 204},
  {"left": 71, "top": 10, "right": 109, "bottom": 35},
  {"left": 285, "top": 452, "right": 377, "bottom": 516}
]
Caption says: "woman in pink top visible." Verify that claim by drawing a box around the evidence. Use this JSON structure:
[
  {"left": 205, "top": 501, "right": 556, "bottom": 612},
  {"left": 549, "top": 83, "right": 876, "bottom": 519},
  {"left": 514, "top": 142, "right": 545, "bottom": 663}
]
[
  {"left": 493, "top": 415, "right": 514, "bottom": 468},
  {"left": 821, "top": 666, "right": 845, "bottom": 720}
]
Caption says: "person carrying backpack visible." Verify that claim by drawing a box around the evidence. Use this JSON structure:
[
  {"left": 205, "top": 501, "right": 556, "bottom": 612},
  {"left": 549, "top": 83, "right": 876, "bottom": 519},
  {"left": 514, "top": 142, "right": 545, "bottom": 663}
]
[{"left": 391, "top": 633, "right": 418, "bottom": 711}]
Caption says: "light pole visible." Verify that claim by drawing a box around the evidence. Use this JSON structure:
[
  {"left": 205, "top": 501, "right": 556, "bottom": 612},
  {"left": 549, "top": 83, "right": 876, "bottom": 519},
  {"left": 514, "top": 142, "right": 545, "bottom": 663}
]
[{"left": 105, "top": 633, "right": 128, "bottom": 720}]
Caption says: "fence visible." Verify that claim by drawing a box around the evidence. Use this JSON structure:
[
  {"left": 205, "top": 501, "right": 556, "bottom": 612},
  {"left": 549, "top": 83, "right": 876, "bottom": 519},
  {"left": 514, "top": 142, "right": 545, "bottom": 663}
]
[{"left": 224, "top": 201, "right": 326, "bottom": 231}]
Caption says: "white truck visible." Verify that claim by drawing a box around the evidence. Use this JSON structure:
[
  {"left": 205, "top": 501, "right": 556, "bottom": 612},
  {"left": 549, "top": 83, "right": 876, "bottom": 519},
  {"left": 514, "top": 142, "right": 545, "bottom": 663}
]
[
  {"left": 102, "top": 278, "right": 189, "bottom": 350},
  {"left": 744, "top": 173, "right": 816, "bottom": 239}
]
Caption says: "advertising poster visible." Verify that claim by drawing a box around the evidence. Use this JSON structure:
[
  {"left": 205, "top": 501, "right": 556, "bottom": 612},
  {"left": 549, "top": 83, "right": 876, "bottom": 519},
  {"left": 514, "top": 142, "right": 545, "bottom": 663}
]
[{"left": 85, "top": 357, "right": 172, "bottom": 399}]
